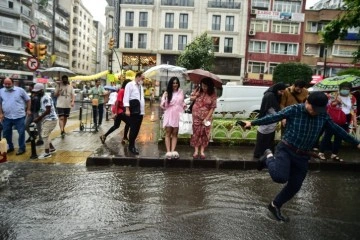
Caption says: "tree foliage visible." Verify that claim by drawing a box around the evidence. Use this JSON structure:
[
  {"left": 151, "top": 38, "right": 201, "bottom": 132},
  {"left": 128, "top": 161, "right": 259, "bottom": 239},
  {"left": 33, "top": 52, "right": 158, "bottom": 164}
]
[
  {"left": 272, "top": 62, "right": 313, "bottom": 85},
  {"left": 321, "top": 0, "right": 360, "bottom": 62},
  {"left": 176, "top": 33, "right": 215, "bottom": 71},
  {"left": 336, "top": 68, "right": 360, "bottom": 76}
]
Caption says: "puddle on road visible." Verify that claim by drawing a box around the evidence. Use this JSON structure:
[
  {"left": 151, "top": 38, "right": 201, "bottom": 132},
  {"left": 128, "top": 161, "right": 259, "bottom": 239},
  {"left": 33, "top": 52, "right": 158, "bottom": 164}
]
[{"left": 0, "top": 163, "right": 359, "bottom": 240}]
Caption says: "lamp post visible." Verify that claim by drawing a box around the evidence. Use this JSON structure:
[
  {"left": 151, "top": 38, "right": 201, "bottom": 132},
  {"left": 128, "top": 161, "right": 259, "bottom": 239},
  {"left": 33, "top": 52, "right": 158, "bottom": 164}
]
[{"left": 323, "top": 45, "right": 328, "bottom": 78}]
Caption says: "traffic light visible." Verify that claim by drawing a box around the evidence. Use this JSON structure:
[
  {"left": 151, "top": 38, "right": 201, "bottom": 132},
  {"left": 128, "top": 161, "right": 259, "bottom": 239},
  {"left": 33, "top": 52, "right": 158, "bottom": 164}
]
[
  {"left": 109, "top": 38, "right": 114, "bottom": 50},
  {"left": 37, "top": 43, "right": 47, "bottom": 61},
  {"left": 25, "top": 41, "right": 36, "bottom": 56}
]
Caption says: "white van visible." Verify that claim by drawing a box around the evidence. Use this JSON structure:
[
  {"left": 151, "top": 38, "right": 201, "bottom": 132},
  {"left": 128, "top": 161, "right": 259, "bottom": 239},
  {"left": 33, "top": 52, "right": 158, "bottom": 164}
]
[{"left": 215, "top": 83, "right": 268, "bottom": 118}]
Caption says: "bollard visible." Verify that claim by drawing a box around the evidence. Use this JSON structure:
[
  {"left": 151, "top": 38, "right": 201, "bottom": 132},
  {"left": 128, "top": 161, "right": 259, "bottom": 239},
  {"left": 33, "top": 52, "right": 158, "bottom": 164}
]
[
  {"left": 78, "top": 106, "right": 84, "bottom": 131},
  {"left": 29, "top": 122, "right": 38, "bottom": 159}
]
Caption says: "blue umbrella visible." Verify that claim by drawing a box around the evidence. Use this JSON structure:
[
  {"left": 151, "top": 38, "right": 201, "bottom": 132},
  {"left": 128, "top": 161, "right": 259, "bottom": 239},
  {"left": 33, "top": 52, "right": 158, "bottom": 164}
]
[{"left": 104, "top": 86, "right": 118, "bottom": 91}]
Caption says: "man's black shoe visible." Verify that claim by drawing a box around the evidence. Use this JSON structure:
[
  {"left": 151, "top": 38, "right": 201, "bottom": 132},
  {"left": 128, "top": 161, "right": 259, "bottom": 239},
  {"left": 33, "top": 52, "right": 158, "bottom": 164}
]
[
  {"left": 36, "top": 140, "right": 44, "bottom": 146},
  {"left": 16, "top": 149, "right": 26, "bottom": 155},
  {"left": 7, "top": 148, "right": 15, "bottom": 153},
  {"left": 268, "top": 202, "right": 288, "bottom": 222},
  {"left": 26, "top": 138, "right": 32, "bottom": 143},
  {"left": 129, "top": 147, "right": 139, "bottom": 155},
  {"left": 258, "top": 149, "right": 272, "bottom": 171}
]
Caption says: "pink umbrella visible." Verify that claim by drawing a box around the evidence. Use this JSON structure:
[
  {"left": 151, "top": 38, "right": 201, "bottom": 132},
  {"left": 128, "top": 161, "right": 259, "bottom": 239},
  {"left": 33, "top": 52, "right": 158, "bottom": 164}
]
[{"left": 186, "top": 69, "right": 222, "bottom": 88}]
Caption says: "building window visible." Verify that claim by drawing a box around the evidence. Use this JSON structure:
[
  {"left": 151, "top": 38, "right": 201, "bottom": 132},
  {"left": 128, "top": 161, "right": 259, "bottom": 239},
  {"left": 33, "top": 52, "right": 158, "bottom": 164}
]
[
  {"left": 272, "top": 21, "right": 299, "bottom": 34},
  {"left": 250, "top": 19, "right": 269, "bottom": 32},
  {"left": 125, "top": 33, "right": 133, "bottom": 48},
  {"left": 225, "top": 16, "right": 234, "bottom": 31},
  {"left": 212, "top": 15, "right": 221, "bottom": 30},
  {"left": 269, "top": 63, "right": 279, "bottom": 74},
  {"left": 249, "top": 40, "right": 267, "bottom": 53},
  {"left": 165, "top": 13, "right": 174, "bottom": 28},
  {"left": 0, "top": 35, "right": 14, "bottom": 46},
  {"left": 212, "top": 37, "right": 220, "bottom": 52},
  {"left": 139, "top": 12, "right": 148, "bottom": 27},
  {"left": 164, "top": 34, "right": 173, "bottom": 50},
  {"left": 333, "top": 44, "right": 357, "bottom": 57},
  {"left": 138, "top": 33, "right": 147, "bottom": 49},
  {"left": 125, "top": 11, "right": 134, "bottom": 26},
  {"left": 179, "top": 13, "right": 188, "bottom": 29},
  {"left": 270, "top": 42, "right": 298, "bottom": 55},
  {"left": 306, "top": 21, "right": 328, "bottom": 33},
  {"left": 248, "top": 61, "right": 265, "bottom": 73},
  {"left": 304, "top": 44, "right": 318, "bottom": 55},
  {"left": 224, "top": 38, "right": 233, "bottom": 53},
  {"left": 252, "top": 0, "right": 270, "bottom": 10},
  {"left": 178, "top": 35, "right": 187, "bottom": 50},
  {"left": 273, "top": 0, "right": 301, "bottom": 13}
]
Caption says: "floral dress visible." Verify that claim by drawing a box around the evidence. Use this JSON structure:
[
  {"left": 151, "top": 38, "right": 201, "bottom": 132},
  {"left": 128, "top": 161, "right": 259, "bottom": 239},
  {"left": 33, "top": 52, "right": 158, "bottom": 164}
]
[
  {"left": 190, "top": 92, "right": 217, "bottom": 147},
  {"left": 161, "top": 89, "right": 184, "bottom": 128}
]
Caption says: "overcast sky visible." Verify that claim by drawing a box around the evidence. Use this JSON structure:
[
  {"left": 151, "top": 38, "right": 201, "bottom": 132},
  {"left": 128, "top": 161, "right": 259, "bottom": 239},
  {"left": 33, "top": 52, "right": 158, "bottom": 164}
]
[
  {"left": 83, "top": 0, "right": 320, "bottom": 26},
  {"left": 83, "top": 0, "right": 107, "bottom": 26}
]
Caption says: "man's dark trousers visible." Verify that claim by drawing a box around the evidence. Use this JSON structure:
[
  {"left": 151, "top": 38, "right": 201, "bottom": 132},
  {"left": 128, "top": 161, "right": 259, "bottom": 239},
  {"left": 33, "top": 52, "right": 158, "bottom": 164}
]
[
  {"left": 129, "top": 114, "right": 143, "bottom": 149},
  {"left": 265, "top": 141, "right": 310, "bottom": 208}
]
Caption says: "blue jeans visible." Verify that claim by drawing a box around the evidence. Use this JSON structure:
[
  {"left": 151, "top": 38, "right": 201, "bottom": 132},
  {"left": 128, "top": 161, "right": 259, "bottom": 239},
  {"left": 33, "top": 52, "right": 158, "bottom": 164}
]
[
  {"left": 266, "top": 141, "right": 309, "bottom": 208},
  {"left": 3, "top": 117, "right": 26, "bottom": 151}
]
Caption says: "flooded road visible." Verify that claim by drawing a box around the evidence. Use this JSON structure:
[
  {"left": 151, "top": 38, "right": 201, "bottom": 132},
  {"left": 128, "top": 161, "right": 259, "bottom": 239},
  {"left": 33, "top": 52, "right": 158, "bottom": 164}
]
[{"left": 0, "top": 163, "right": 359, "bottom": 240}]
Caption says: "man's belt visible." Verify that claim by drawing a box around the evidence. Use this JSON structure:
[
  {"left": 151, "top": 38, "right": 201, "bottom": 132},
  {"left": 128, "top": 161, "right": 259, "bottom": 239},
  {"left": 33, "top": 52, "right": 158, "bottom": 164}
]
[{"left": 281, "top": 140, "right": 318, "bottom": 158}]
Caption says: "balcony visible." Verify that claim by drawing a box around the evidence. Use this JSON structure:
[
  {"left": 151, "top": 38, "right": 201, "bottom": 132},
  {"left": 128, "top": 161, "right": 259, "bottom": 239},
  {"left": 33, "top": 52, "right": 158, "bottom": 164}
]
[
  {"left": 208, "top": 1, "right": 240, "bottom": 9},
  {"left": 161, "top": 0, "right": 194, "bottom": 7},
  {"left": 22, "top": 0, "right": 33, "bottom": 6},
  {"left": 122, "top": 0, "right": 154, "bottom": 5}
]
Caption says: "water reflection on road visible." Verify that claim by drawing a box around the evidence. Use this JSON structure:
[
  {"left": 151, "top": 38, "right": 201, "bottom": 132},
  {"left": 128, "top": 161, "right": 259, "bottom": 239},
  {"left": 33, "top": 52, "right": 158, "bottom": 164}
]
[{"left": 0, "top": 163, "right": 359, "bottom": 240}]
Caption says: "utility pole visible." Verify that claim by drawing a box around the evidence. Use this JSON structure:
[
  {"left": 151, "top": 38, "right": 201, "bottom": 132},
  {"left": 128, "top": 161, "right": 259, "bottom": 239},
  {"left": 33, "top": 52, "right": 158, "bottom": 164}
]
[{"left": 51, "top": 0, "right": 56, "bottom": 66}]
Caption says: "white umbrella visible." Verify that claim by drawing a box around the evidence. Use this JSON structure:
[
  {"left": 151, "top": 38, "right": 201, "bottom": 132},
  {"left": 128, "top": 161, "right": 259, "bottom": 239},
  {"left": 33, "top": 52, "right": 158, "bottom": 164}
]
[
  {"left": 144, "top": 64, "right": 187, "bottom": 81},
  {"left": 40, "top": 67, "right": 76, "bottom": 78}
]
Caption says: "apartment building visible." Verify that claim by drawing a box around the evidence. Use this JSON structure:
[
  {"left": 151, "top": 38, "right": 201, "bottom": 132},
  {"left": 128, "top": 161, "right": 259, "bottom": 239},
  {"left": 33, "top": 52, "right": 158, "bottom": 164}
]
[
  {"left": 105, "top": 0, "right": 248, "bottom": 83},
  {"left": 243, "top": 0, "right": 306, "bottom": 86}
]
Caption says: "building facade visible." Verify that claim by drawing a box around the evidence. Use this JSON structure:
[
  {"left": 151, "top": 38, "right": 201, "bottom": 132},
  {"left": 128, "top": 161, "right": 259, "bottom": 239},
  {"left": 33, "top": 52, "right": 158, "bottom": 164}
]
[{"left": 105, "top": 0, "right": 248, "bottom": 83}]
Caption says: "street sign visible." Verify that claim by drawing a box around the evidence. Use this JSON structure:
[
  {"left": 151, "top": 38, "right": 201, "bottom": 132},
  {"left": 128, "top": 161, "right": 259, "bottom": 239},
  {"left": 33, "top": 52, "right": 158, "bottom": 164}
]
[
  {"left": 26, "top": 57, "right": 39, "bottom": 71},
  {"left": 30, "top": 25, "right": 37, "bottom": 39}
]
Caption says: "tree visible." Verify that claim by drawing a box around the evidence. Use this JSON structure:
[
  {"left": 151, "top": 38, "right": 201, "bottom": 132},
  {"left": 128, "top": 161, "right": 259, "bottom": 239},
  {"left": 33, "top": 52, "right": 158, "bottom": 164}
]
[
  {"left": 322, "top": 0, "right": 360, "bottom": 62},
  {"left": 336, "top": 68, "right": 360, "bottom": 76},
  {"left": 272, "top": 62, "right": 313, "bottom": 85},
  {"left": 176, "top": 33, "right": 215, "bottom": 71}
]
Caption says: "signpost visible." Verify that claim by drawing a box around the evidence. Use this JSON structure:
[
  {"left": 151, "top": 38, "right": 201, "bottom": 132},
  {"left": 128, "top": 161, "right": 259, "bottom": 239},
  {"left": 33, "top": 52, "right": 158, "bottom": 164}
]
[
  {"left": 30, "top": 25, "right": 37, "bottom": 40},
  {"left": 27, "top": 57, "right": 39, "bottom": 71}
]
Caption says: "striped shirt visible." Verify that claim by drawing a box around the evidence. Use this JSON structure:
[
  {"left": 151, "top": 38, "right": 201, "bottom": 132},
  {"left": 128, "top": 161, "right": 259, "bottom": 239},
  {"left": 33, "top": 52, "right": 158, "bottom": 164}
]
[{"left": 252, "top": 104, "right": 359, "bottom": 151}]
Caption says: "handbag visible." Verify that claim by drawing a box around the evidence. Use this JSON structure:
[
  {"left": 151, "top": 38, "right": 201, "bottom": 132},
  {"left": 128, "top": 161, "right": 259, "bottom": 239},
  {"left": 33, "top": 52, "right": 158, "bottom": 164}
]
[
  {"left": 178, "top": 112, "right": 193, "bottom": 135},
  {"left": 327, "top": 105, "right": 346, "bottom": 125},
  {"left": 129, "top": 99, "right": 140, "bottom": 115},
  {"left": 91, "top": 98, "right": 98, "bottom": 106}
]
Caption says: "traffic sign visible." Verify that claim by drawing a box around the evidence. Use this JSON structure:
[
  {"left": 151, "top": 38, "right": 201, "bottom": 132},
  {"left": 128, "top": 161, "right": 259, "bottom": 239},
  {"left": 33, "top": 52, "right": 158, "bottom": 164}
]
[
  {"left": 26, "top": 57, "right": 39, "bottom": 71},
  {"left": 30, "top": 25, "right": 37, "bottom": 39}
]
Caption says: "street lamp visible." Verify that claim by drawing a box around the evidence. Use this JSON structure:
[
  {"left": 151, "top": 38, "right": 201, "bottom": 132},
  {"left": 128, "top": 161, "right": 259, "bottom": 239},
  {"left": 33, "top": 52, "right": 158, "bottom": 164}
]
[{"left": 323, "top": 45, "right": 328, "bottom": 78}]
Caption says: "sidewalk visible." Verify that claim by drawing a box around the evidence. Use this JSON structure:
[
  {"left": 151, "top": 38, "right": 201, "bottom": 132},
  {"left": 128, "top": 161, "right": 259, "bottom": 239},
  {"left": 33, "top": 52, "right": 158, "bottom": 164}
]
[{"left": 5, "top": 103, "right": 360, "bottom": 171}]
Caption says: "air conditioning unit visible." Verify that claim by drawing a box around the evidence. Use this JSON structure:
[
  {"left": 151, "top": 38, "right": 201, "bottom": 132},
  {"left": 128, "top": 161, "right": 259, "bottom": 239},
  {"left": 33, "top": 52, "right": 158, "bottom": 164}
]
[
  {"left": 249, "top": 29, "right": 255, "bottom": 36},
  {"left": 251, "top": 9, "right": 257, "bottom": 15}
]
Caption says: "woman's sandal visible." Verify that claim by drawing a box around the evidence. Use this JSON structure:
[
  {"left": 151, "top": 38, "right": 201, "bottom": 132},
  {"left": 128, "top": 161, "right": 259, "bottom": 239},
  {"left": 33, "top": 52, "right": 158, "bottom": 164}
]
[
  {"left": 121, "top": 138, "right": 129, "bottom": 144},
  {"left": 331, "top": 154, "right": 344, "bottom": 162},
  {"left": 165, "top": 152, "right": 172, "bottom": 160},
  {"left": 200, "top": 154, "right": 206, "bottom": 160},
  {"left": 318, "top": 152, "right": 326, "bottom": 161},
  {"left": 193, "top": 153, "right": 199, "bottom": 159},
  {"left": 172, "top": 151, "right": 179, "bottom": 159}
]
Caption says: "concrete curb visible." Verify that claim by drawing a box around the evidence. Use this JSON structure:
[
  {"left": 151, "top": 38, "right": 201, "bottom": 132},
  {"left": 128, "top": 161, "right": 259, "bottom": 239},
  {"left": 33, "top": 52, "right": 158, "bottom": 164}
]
[{"left": 86, "top": 156, "right": 360, "bottom": 171}]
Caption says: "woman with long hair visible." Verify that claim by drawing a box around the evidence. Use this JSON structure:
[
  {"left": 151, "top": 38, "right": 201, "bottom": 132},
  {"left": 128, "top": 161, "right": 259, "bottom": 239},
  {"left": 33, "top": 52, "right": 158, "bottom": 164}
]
[
  {"left": 160, "top": 77, "right": 185, "bottom": 159},
  {"left": 190, "top": 77, "right": 217, "bottom": 159},
  {"left": 100, "top": 80, "right": 131, "bottom": 144}
]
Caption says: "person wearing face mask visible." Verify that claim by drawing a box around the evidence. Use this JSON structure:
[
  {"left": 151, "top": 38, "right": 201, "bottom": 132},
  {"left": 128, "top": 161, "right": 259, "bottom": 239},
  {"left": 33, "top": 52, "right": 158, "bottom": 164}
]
[
  {"left": 0, "top": 78, "right": 31, "bottom": 155},
  {"left": 318, "top": 81, "right": 358, "bottom": 162},
  {"left": 55, "top": 75, "right": 75, "bottom": 137},
  {"left": 123, "top": 72, "right": 145, "bottom": 155},
  {"left": 32, "top": 83, "right": 58, "bottom": 159}
]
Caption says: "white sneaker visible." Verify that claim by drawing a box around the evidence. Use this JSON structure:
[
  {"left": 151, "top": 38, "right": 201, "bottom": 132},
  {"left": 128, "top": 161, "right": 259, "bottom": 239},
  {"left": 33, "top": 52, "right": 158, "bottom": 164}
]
[{"left": 38, "top": 152, "right": 52, "bottom": 159}]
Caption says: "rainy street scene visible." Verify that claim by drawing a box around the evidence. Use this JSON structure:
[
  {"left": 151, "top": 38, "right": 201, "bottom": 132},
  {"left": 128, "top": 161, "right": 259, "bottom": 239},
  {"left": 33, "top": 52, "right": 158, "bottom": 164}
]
[{"left": 1, "top": 0, "right": 360, "bottom": 239}]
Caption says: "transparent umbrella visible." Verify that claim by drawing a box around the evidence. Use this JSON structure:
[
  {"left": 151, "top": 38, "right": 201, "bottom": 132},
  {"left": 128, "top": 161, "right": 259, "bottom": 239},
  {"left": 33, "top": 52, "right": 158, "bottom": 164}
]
[
  {"left": 143, "top": 64, "right": 187, "bottom": 81},
  {"left": 40, "top": 67, "right": 76, "bottom": 78}
]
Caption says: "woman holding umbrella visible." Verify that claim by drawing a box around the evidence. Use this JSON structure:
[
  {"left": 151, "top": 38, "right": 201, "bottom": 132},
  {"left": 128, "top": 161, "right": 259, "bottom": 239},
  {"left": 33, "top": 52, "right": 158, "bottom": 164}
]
[{"left": 189, "top": 78, "right": 217, "bottom": 159}]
